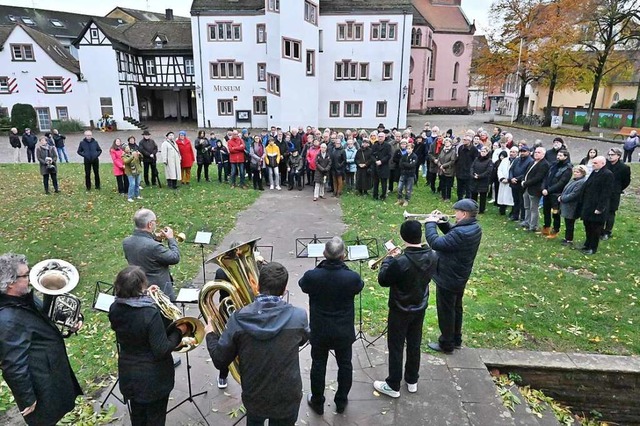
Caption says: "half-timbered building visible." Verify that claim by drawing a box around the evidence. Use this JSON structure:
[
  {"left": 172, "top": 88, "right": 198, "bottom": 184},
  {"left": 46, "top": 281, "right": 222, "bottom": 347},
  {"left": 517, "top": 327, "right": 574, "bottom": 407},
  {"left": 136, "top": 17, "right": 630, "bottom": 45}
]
[{"left": 0, "top": 24, "right": 89, "bottom": 130}]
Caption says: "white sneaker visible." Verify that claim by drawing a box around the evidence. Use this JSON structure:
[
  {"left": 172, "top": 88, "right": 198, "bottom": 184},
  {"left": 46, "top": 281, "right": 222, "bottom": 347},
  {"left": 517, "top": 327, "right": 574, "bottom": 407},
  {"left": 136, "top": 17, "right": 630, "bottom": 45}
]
[
  {"left": 139, "top": 185, "right": 144, "bottom": 190},
  {"left": 136, "top": 196, "right": 143, "bottom": 200},
  {"left": 270, "top": 185, "right": 274, "bottom": 190},
  {"left": 407, "top": 382, "right": 418, "bottom": 393},
  {"left": 373, "top": 380, "right": 400, "bottom": 398},
  {"left": 276, "top": 186, "right": 281, "bottom": 190},
  {"left": 127, "top": 198, "right": 134, "bottom": 203},
  {"left": 217, "top": 376, "right": 228, "bottom": 389}
]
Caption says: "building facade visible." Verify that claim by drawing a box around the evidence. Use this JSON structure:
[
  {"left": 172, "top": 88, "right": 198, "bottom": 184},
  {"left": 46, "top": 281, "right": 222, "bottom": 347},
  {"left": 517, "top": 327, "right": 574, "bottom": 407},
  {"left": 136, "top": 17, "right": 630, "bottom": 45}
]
[{"left": 191, "top": 0, "right": 413, "bottom": 129}]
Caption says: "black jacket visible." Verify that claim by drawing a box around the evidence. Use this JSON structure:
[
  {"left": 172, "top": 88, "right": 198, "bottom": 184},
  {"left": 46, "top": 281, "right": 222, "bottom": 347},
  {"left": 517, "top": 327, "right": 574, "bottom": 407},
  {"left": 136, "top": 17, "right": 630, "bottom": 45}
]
[
  {"left": 22, "top": 133, "right": 37, "bottom": 149},
  {"left": 330, "top": 146, "right": 346, "bottom": 175},
  {"left": 195, "top": 137, "right": 212, "bottom": 165},
  {"left": 299, "top": 259, "right": 363, "bottom": 347},
  {"left": 0, "top": 292, "right": 82, "bottom": 426},
  {"left": 206, "top": 297, "right": 309, "bottom": 418},
  {"left": 543, "top": 159, "right": 572, "bottom": 196},
  {"left": 398, "top": 152, "right": 418, "bottom": 177},
  {"left": 378, "top": 246, "right": 436, "bottom": 312},
  {"left": 109, "top": 297, "right": 181, "bottom": 403},
  {"left": 371, "top": 141, "right": 392, "bottom": 178},
  {"left": 456, "top": 144, "right": 478, "bottom": 178},
  {"left": 53, "top": 133, "right": 66, "bottom": 148},
  {"left": 139, "top": 138, "right": 158, "bottom": 163},
  {"left": 580, "top": 168, "right": 614, "bottom": 222},
  {"left": 470, "top": 155, "right": 493, "bottom": 193},
  {"left": 425, "top": 218, "right": 482, "bottom": 292},
  {"left": 605, "top": 160, "right": 631, "bottom": 211},
  {"left": 509, "top": 156, "right": 534, "bottom": 187},
  {"left": 9, "top": 133, "right": 21, "bottom": 148},
  {"left": 413, "top": 141, "right": 427, "bottom": 165},
  {"left": 77, "top": 138, "right": 102, "bottom": 161},
  {"left": 522, "top": 159, "right": 550, "bottom": 196}
]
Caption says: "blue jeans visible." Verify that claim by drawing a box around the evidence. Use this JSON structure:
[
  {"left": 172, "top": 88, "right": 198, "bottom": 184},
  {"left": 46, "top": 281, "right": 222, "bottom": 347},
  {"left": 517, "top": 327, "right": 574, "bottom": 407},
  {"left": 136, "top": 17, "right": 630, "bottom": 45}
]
[
  {"left": 230, "top": 162, "right": 245, "bottom": 186},
  {"left": 57, "top": 147, "right": 69, "bottom": 162},
  {"left": 127, "top": 174, "right": 140, "bottom": 199},
  {"left": 397, "top": 175, "right": 415, "bottom": 201}
]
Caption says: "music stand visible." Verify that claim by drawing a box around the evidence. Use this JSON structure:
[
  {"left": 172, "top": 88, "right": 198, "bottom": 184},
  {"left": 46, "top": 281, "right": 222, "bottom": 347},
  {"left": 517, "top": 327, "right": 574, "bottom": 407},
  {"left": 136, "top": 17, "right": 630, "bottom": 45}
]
[
  {"left": 194, "top": 231, "right": 213, "bottom": 285},
  {"left": 295, "top": 235, "right": 333, "bottom": 266},
  {"left": 345, "top": 237, "right": 379, "bottom": 367},
  {"left": 166, "top": 289, "right": 209, "bottom": 426},
  {"left": 256, "top": 244, "right": 274, "bottom": 262},
  {"left": 92, "top": 281, "right": 127, "bottom": 409}
]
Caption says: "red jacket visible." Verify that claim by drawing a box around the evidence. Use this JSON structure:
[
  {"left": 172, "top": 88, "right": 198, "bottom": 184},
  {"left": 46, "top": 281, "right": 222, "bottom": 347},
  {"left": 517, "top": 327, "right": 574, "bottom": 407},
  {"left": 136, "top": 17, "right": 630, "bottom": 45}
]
[
  {"left": 228, "top": 136, "right": 246, "bottom": 163},
  {"left": 177, "top": 138, "right": 195, "bottom": 167},
  {"left": 306, "top": 145, "right": 320, "bottom": 171}
]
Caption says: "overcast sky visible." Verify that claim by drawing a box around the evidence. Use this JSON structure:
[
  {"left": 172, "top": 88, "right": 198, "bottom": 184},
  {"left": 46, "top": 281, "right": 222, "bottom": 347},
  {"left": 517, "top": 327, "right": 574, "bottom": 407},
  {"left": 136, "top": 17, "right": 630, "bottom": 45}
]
[{"left": 6, "top": 0, "right": 494, "bottom": 34}]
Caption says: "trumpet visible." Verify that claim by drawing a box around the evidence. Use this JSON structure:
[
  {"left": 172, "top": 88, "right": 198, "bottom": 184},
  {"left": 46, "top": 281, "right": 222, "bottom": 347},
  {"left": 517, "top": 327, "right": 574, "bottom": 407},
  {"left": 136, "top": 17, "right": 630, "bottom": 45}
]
[
  {"left": 368, "top": 240, "right": 404, "bottom": 270},
  {"left": 403, "top": 210, "right": 451, "bottom": 224},
  {"left": 154, "top": 227, "right": 186, "bottom": 243}
]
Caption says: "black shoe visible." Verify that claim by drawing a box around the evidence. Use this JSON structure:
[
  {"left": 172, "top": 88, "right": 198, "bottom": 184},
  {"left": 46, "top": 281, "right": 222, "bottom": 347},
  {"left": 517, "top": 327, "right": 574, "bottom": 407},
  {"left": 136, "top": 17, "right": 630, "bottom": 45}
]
[
  {"left": 427, "top": 342, "right": 453, "bottom": 354},
  {"left": 454, "top": 343, "right": 462, "bottom": 349},
  {"left": 335, "top": 400, "right": 348, "bottom": 414},
  {"left": 307, "top": 393, "right": 324, "bottom": 415},
  {"left": 288, "top": 186, "right": 294, "bottom": 191},
  {"left": 600, "top": 234, "right": 610, "bottom": 241},
  {"left": 54, "top": 190, "right": 60, "bottom": 193},
  {"left": 581, "top": 249, "right": 595, "bottom": 255}
]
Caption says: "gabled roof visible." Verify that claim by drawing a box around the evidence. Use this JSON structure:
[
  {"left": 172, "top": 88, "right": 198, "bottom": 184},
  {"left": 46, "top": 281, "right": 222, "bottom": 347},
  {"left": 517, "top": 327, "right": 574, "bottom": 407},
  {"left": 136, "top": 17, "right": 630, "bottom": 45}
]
[
  {"left": 190, "top": 0, "right": 413, "bottom": 15},
  {"left": 0, "top": 24, "right": 80, "bottom": 75},
  {"left": 412, "top": 0, "right": 474, "bottom": 34},
  {"left": 106, "top": 7, "right": 189, "bottom": 22}
]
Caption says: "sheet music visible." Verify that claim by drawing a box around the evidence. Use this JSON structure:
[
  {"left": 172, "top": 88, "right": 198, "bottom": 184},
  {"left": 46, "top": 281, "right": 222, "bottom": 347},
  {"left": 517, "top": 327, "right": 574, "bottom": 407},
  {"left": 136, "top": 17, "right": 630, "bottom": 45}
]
[
  {"left": 307, "top": 243, "right": 325, "bottom": 258},
  {"left": 94, "top": 293, "right": 115, "bottom": 312},
  {"left": 194, "top": 231, "right": 212, "bottom": 245},
  {"left": 176, "top": 288, "right": 200, "bottom": 303},
  {"left": 347, "top": 245, "right": 370, "bottom": 261}
]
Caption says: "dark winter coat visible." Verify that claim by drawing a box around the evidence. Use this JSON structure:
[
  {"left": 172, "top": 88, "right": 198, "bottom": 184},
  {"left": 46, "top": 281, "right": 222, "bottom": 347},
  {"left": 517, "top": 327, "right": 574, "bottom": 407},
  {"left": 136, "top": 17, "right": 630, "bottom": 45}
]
[
  {"left": 398, "top": 152, "right": 418, "bottom": 177},
  {"left": 469, "top": 155, "right": 493, "bottom": 193},
  {"left": 53, "top": 133, "right": 66, "bottom": 148},
  {"left": 580, "top": 168, "right": 614, "bottom": 223},
  {"left": 425, "top": 218, "right": 482, "bottom": 292},
  {"left": 605, "top": 160, "right": 631, "bottom": 211},
  {"left": 456, "top": 144, "right": 478, "bottom": 178},
  {"left": 437, "top": 147, "right": 457, "bottom": 177},
  {"left": 509, "top": 156, "right": 534, "bottom": 187},
  {"left": 314, "top": 151, "right": 331, "bottom": 184},
  {"left": 299, "top": 259, "right": 364, "bottom": 347},
  {"left": 288, "top": 154, "right": 304, "bottom": 173},
  {"left": 36, "top": 144, "right": 58, "bottom": 175},
  {"left": 522, "top": 159, "right": 550, "bottom": 197},
  {"left": 9, "top": 133, "right": 21, "bottom": 148},
  {"left": 108, "top": 297, "right": 181, "bottom": 403},
  {"left": 77, "top": 138, "right": 102, "bottom": 162},
  {"left": 427, "top": 137, "right": 443, "bottom": 171},
  {"left": 543, "top": 159, "right": 572, "bottom": 208},
  {"left": 330, "top": 145, "right": 346, "bottom": 176},
  {"left": 22, "top": 133, "right": 37, "bottom": 149},
  {"left": 544, "top": 147, "right": 570, "bottom": 166},
  {"left": 371, "top": 141, "right": 392, "bottom": 179},
  {"left": 413, "top": 141, "right": 427, "bottom": 165},
  {"left": 559, "top": 177, "right": 586, "bottom": 220},
  {"left": 355, "top": 146, "right": 373, "bottom": 191},
  {"left": 213, "top": 145, "right": 230, "bottom": 164},
  {"left": 0, "top": 292, "right": 83, "bottom": 426},
  {"left": 206, "top": 297, "right": 309, "bottom": 418},
  {"left": 139, "top": 138, "right": 158, "bottom": 163},
  {"left": 195, "top": 137, "right": 213, "bottom": 165},
  {"left": 378, "top": 246, "right": 436, "bottom": 312},
  {"left": 388, "top": 141, "right": 400, "bottom": 170}
]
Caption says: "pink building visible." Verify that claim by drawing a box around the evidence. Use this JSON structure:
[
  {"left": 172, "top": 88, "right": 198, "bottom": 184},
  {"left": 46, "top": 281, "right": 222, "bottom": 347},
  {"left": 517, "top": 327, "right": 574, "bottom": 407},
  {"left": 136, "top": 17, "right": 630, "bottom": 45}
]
[{"left": 409, "top": 0, "right": 475, "bottom": 112}]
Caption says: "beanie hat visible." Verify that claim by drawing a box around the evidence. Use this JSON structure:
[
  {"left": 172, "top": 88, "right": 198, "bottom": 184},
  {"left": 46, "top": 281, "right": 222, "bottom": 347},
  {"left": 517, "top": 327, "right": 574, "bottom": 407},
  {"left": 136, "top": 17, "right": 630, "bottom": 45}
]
[{"left": 400, "top": 220, "right": 422, "bottom": 244}]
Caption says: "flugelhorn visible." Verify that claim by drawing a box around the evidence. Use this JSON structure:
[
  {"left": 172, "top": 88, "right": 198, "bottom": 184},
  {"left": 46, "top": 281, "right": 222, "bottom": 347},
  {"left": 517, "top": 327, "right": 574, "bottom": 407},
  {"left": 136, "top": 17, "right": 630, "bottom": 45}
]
[
  {"left": 147, "top": 287, "right": 205, "bottom": 353},
  {"left": 30, "top": 259, "right": 83, "bottom": 338},
  {"left": 403, "top": 210, "right": 450, "bottom": 224},
  {"left": 154, "top": 227, "right": 186, "bottom": 243},
  {"left": 368, "top": 240, "right": 404, "bottom": 270}
]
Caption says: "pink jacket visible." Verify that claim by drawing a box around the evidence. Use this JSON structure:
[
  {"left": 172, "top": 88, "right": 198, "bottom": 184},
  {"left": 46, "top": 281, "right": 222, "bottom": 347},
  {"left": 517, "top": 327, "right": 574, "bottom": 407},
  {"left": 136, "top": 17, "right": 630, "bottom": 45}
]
[
  {"left": 306, "top": 145, "right": 320, "bottom": 171},
  {"left": 110, "top": 148, "right": 125, "bottom": 176}
]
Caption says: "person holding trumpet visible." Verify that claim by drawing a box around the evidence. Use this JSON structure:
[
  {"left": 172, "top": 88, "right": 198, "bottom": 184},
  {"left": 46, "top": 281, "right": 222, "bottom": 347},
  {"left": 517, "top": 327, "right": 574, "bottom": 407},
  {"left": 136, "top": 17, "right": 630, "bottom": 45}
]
[
  {"left": 373, "top": 221, "right": 437, "bottom": 398},
  {"left": 424, "top": 199, "right": 482, "bottom": 354}
]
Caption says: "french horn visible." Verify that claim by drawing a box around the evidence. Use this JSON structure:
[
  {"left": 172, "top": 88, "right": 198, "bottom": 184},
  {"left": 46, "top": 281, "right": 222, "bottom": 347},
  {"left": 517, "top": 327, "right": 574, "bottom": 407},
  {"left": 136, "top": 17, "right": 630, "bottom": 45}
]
[{"left": 29, "top": 259, "right": 83, "bottom": 338}]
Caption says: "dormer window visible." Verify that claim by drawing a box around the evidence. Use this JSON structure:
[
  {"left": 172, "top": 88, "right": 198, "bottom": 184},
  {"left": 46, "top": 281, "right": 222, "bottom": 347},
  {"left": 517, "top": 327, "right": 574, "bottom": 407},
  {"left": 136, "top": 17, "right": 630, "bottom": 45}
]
[
  {"left": 8, "top": 15, "right": 17, "bottom": 22},
  {"left": 21, "top": 17, "right": 36, "bottom": 26},
  {"left": 155, "top": 38, "right": 163, "bottom": 48},
  {"left": 50, "top": 19, "right": 64, "bottom": 28},
  {"left": 154, "top": 34, "right": 167, "bottom": 49}
]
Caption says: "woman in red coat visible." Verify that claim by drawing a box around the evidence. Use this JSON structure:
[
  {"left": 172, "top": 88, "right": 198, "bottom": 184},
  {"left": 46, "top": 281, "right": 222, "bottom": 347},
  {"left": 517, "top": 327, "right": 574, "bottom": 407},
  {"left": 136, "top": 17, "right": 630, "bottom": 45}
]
[{"left": 176, "top": 131, "right": 196, "bottom": 184}]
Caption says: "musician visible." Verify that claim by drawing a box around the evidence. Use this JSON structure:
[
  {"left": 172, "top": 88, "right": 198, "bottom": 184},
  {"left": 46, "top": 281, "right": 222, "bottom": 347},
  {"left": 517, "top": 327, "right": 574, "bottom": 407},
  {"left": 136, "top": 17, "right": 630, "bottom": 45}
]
[
  {"left": 0, "top": 253, "right": 83, "bottom": 425},
  {"left": 299, "top": 237, "right": 364, "bottom": 414},
  {"left": 373, "top": 221, "right": 436, "bottom": 398},
  {"left": 123, "top": 208, "right": 180, "bottom": 301},
  {"left": 109, "top": 266, "right": 189, "bottom": 426},
  {"left": 424, "top": 199, "right": 482, "bottom": 354},
  {"left": 206, "top": 262, "right": 309, "bottom": 425}
]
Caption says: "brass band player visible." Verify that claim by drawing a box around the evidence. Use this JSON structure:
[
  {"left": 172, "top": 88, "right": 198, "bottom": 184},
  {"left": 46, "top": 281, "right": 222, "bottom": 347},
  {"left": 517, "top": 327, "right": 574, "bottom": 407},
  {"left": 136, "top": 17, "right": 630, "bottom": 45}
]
[{"left": 0, "top": 253, "right": 83, "bottom": 425}]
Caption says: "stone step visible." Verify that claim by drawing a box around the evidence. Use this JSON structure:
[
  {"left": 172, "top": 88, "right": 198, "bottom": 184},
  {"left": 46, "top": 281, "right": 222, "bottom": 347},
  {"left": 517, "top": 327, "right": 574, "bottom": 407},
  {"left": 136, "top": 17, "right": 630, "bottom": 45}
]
[{"left": 509, "top": 385, "right": 562, "bottom": 426}]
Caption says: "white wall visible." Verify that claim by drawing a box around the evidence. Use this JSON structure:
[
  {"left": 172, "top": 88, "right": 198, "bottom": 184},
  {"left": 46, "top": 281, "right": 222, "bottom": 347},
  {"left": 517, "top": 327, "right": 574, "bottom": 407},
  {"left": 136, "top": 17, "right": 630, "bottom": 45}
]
[{"left": 0, "top": 26, "right": 90, "bottom": 130}]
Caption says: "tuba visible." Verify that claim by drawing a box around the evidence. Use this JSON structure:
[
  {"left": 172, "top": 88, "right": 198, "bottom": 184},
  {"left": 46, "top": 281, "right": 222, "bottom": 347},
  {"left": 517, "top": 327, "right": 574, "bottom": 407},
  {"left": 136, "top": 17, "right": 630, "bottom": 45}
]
[
  {"left": 199, "top": 238, "right": 262, "bottom": 383},
  {"left": 147, "top": 287, "right": 205, "bottom": 353},
  {"left": 30, "top": 259, "right": 83, "bottom": 338}
]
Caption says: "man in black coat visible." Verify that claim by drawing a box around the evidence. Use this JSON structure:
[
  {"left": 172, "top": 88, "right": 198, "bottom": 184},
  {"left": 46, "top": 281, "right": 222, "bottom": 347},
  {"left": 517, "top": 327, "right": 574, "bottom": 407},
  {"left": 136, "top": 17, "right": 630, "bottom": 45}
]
[
  {"left": 0, "top": 253, "right": 83, "bottom": 426},
  {"left": 455, "top": 135, "right": 478, "bottom": 201},
  {"left": 521, "top": 147, "right": 549, "bottom": 232},
  {"left": 299, "top": 237, "right": 363, "bottom": 414},
  {"left": 580, "top": 156, "right": 614, "bottom": 254},
  {"left": 207, "top": 262, "right": 309, "bottom": 425},
  {"left": 509, "top": 147, "right": 534, "bottom": 221},
  {"left": 541, "top": 150, "right": 572, "bottom": 237},
  {"left": 21, "top": 128, "right": 38, "bottom": 163},
  {"left": 139, "top": 130, "right": 160, "bottom": 187},
  {"left": 425, "top": 199, "right": 482, "bottom": 354},
  {"left": 9, "top": 127, "right": 22, "bottom": 163},
  {"left": 77, "top": 130, "right": 103, "bottom": 190},
  {"left": 602, "top": 148, "right": 631, "bottom": 240},
  {"left": 371, "top": 132, "right": 392, "bottom": 200},
  {"left": 373, "top": 221, "right": 436, "bottom": 398}
]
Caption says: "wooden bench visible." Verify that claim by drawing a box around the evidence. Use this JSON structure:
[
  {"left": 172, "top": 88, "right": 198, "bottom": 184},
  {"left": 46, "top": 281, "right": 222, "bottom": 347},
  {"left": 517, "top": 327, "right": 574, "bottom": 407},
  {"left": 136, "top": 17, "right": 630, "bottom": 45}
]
[{"left": 613, "top": 127, "right": 639, "bottom": 140}]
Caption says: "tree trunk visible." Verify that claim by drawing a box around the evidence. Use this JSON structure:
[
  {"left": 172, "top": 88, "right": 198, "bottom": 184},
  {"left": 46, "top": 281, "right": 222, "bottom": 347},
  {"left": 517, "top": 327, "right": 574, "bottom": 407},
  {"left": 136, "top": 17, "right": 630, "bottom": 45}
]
[
  {"left": 634, "top": 77, "right": 640, "bottom": 128},
  {"left": 583, "top": 60, "right": 606, "bottom": 132},
  {"left": 517, "top": 76, "right": 528, "bottom": 121},
  {"left": 544, "top": 70, "right": 558, "bottom": 127}
]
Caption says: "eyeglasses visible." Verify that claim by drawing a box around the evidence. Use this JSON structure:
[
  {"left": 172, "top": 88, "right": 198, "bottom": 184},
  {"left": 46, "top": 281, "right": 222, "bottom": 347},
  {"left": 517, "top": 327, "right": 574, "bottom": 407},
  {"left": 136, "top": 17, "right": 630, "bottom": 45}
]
[
  {"left": 608, "top": 153, "right": 618, "bottom": 156},
  {"left": 16, "top": 272, "right": 29, "bottom": 279}
]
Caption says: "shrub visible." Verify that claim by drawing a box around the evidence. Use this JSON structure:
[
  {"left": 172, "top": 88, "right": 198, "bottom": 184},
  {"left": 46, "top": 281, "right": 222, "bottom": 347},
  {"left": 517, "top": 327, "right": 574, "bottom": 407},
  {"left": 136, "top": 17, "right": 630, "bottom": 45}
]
[
  {"left": 51, "top": 118, "right": 86, "bottom": 133},
  {"left": 611, "top": 99, "right": 634, "bottom": 109},
  {"left": 10, "top": 104, "right": 38, "bottom": 132}
]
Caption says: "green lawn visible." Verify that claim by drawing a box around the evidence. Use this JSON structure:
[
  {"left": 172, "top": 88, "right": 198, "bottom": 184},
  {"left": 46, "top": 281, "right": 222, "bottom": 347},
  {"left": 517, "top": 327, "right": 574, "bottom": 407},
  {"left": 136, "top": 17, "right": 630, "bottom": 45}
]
[
  {"left": 341, "top": 165, "right": 639, "bottom": 356},
  {"left": 0, "top": 164, "right": 259, "bottom": 414}
]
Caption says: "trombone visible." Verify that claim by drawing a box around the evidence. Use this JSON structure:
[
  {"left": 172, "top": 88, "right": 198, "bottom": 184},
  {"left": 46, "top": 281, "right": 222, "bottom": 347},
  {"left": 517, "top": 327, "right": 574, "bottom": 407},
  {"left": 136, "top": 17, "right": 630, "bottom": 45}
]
[{"left": 403, "top": 210, "right": 451, "bottom": 224}]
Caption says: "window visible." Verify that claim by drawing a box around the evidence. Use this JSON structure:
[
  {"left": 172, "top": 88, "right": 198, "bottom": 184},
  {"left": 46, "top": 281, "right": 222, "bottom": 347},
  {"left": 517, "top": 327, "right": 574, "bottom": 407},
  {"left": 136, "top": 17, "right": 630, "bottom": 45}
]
[
  {"left": 337, "top": 22, "right": 363, "bottom": 41},
  {"left": 304, "top": 1, "right": 317, "bottom": 25},
  {"left": 11, "top": 44, "right": 34, "bottom": 61},
  {"left": 613, "top": 92, "right": 620, "bottom": 102},
  {"left": 155, "top": 38, "right": 163, "bottom": 49},
  {"left": 411, "top": 28, "right": 422, "bottom": 46},
  {"left": 254, "top": 96, "right": 267, "bottom": 115},
  {"left": 268, "top": 0, "right": 280, "bottom": 12},
  {"left": 218, "top": 99, "right": 233, "bottom": 116},
  {"left": 306, "top": 50, "right": 315, "bottom": 76},
  {"left": 208, "top": 22, "right": 242, "bottom": 41},
  {"left": 282, "top": 38, "right": 302, "bottom": 61},
  {"left": 451, "top": 88, "right": 457, "bottom": 100},
  {"left": 145, "top": 59, "right": 156, "bottom": 76},
  {"left": 100, "top": 97, "right": 113, "bottom": 116},
  {"left": 371, "top": 21, "right": 397, "bottom": 41},
  {"left": 257, "top": 63, "right": 266, "bottom": 81},
  {"left": 382, "top": 62, "right": 393, "bottom": 80},
  {"left": 35, "top": 108, "right": 51, "bottom": 131},
  {"left": 335, "top": 61, "right": 368, "bottom": 80},
  {"left": 430, "top": 42, "right": 437, "bottom": 80},
  {"left": 0, "top": 77, "right": 8, "bottom": 93},
  {"left": 427, "top": 88, "right": 434, "bottom": 100},
  {"left": 329, "top": 101, "right": 340, "bottom": 117},
  {"left": 21, "top": 17, "right": 35, "bottom": 26},
  {"left": 319, "top": 29, "right": 324, "bottom": 52},
  {"left": 256, "top": 24, "right": 266, "bottom": 43},
  {"left": 267, "top": 73, "right": 280, "bottom": 96},
  {"left": 452, "top": 41, "right": 465, "bottom": 57},
  {"left": 90, "top": 28, "right": 99, "bottom": 39},
  {"left": 376, "top": 101, "right": 387, "bottom": 117},
  {"left": 129, "top": 87, "right": 135, "bottom": 106},
  {"left": 56, "top": 106, "right": 69, "bottom": 120},
  {"left": 45, "top": 77, "right": 64, "bottom": 93},
  {"left": 344, "top": 101, "right": 362, "bottom": 117},
  {"left": 7, "top": 15, "right": 16, "bottom": 22},
  {"left": 185, "top": 59, "right": 195, "bottom": 76},
  {"left": 210, "top": 61, "right": 244, "bottom": 79},
  {"left": 50, "top": 19, "right": 65, "bottom": 28},
  {"left": 453, "top": 62, "right": 459, "bottom": 83}
]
